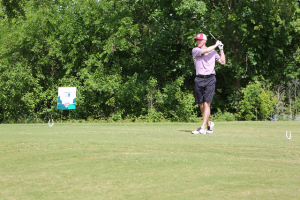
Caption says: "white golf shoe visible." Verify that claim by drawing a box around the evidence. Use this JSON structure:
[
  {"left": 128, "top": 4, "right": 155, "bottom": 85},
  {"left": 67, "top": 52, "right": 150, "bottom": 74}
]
[
  {"left": 191, "top": 127, "right": 206, "bottom": 134},
  {"left": 206, "top": 121, "right": 214, "bottom": 134}
]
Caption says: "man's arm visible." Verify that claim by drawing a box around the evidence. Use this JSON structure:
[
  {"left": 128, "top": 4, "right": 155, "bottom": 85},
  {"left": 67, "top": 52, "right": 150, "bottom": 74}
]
[
  {"left": 217, "top": 49, "right": 226, "bottom": 65},
  {"left": 201, "top": 40, "right": 221, "bottom": 54}
]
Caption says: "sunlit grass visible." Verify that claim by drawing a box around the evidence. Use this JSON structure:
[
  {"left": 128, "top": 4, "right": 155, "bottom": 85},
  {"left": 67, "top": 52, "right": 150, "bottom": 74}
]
[{"left": 0, "top": 122, "right": 299, "bottom": 199}]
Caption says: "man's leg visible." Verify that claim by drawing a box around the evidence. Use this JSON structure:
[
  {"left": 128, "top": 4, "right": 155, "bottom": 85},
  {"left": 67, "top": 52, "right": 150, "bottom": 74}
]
[
  {"left": 200, "top": 103, "right": 211, "bottom": 129},
  {"left": 200, "top": 102, "right": 211, "bottom": 129}
]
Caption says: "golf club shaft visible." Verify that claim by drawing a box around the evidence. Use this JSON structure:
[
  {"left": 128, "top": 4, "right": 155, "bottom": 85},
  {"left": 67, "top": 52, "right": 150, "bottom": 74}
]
[{"left": 192, "top": 17, "right": 218, "bottom": 41}]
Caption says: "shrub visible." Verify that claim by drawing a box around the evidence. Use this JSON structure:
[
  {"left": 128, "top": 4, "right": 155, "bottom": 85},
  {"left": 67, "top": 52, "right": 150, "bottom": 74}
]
[
  {"left": 212, "top": 108, "right": 236, "bottom": 122},
  {"left": 237, "top": 80, "right": 277, "bottom": 121}
]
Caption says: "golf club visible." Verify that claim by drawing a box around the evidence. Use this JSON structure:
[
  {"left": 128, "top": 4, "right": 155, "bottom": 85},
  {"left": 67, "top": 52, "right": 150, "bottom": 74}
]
[{"left": 191, "top": 17, "right": 218, "bottom": 41}]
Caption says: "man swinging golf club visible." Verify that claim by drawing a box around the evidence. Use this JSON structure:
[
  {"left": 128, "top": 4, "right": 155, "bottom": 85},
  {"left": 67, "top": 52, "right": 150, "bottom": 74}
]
[{"left": 191, "top": 33, "right": 226, "bottom": 134}]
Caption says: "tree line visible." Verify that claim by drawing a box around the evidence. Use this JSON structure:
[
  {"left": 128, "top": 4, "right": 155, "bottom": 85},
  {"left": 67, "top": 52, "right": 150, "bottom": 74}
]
[{"left": 0, "top": 0, "right": 300, "bottom": 123}]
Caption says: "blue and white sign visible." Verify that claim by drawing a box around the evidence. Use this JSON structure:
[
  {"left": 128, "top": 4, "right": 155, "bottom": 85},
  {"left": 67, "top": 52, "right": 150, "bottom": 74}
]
[{"left": 57, "top": 87, "right": 77, "bottom": 110}]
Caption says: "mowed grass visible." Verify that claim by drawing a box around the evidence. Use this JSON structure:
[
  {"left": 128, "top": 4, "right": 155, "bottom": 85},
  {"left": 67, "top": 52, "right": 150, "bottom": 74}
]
[{"left": 0, "top": 121, "right": 299, "bottom": 200}]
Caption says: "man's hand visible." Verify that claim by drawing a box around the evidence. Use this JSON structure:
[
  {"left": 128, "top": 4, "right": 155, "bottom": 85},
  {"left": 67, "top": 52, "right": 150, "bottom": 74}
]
[
  {"left": 215, "top": 40, "right": 221, "bottom": 46},
  {"left": 218, "top": 41, "right": 224, "bottom": 50}
]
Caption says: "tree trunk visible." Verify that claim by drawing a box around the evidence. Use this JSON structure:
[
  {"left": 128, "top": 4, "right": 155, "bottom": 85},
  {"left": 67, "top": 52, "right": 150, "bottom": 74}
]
[{"left": 234, "top": 78, "right": 241, "bottom": 90}]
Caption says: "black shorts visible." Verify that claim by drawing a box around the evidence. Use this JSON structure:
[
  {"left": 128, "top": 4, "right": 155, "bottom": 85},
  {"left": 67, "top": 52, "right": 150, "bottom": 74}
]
[{"left": 194, "top": 75, "right": 216, "bottom": 104}]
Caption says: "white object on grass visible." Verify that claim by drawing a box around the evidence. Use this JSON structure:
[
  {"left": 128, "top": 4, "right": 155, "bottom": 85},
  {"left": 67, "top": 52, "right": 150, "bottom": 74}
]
[
  {"left": 48, "top": 119, "right": 54, "bottom": 127},
  {"left": 286, "top": 131, "right": 291, "bottom": 140}
]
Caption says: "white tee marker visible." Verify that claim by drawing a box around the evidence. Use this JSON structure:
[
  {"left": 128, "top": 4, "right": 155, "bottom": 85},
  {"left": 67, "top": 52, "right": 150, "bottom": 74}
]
[
  {"left": 48, "top": 119, "right": 54, "bottom": 127},
  {"left": 286, "top": 131, "right": 291, "bottom": 140}
]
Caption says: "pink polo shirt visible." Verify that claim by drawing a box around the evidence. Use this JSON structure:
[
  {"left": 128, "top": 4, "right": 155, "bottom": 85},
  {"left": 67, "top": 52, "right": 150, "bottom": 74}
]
[{"left": 192, "top": 47, "right": 220, "bottom": 75}]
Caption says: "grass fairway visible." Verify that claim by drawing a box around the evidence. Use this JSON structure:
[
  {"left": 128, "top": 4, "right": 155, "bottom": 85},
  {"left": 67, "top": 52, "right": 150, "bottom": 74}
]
[{"left": 0, "top": 121, "right": 299, "bottom": 199}]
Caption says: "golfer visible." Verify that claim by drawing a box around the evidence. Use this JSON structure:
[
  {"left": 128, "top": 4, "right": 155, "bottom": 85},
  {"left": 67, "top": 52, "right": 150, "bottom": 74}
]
[{"left": 191, "top": 33, "right": 226, "bottom": 134}]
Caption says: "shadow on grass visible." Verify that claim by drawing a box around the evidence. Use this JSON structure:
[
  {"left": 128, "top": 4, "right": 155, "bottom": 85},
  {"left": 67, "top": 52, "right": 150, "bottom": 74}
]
[{"left": 179, "top": 130, "right": 192, "bottom": 133}]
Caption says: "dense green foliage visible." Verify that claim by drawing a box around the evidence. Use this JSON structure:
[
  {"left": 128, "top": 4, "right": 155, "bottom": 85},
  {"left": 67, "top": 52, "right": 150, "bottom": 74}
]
[{"left": 0, "top": 0, "right": 300, "bottom": 123}]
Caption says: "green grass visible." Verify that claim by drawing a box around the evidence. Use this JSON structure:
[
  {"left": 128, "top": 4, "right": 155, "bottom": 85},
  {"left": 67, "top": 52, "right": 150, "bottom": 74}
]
[{"left": 0, "top": 121, "right": 299, "bottom": 199}]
